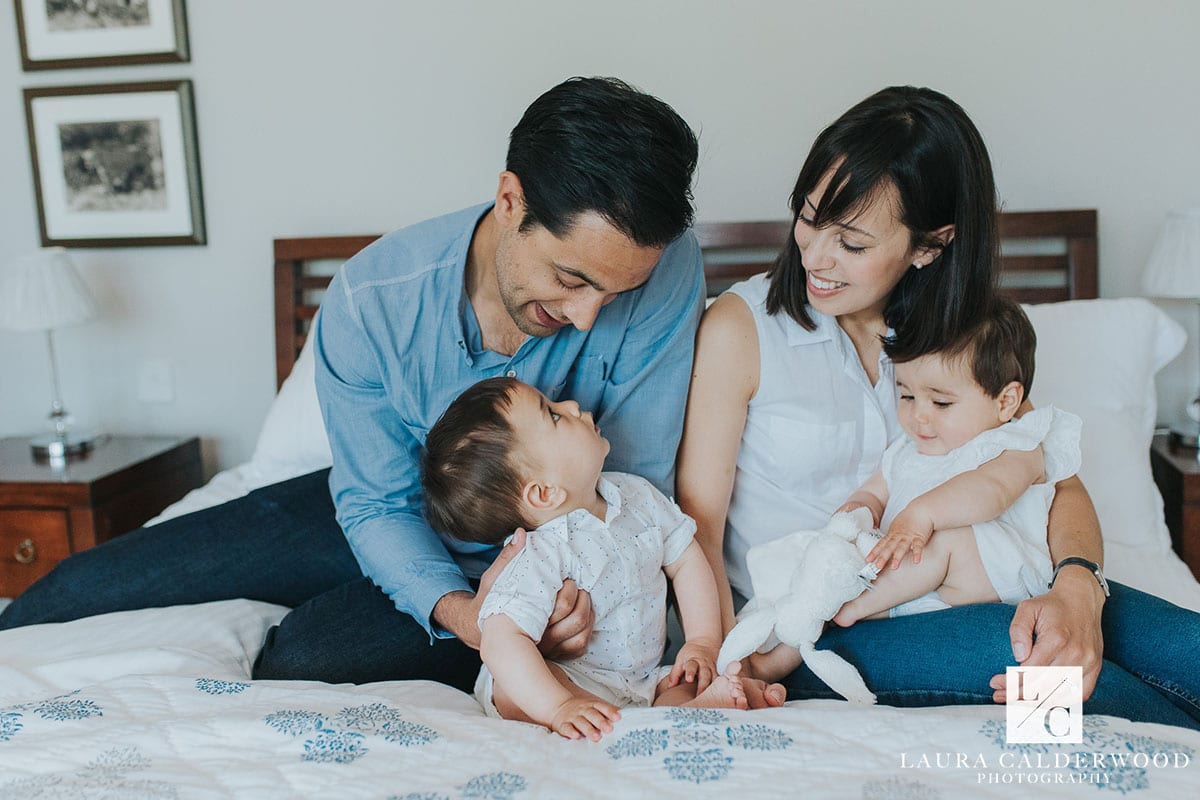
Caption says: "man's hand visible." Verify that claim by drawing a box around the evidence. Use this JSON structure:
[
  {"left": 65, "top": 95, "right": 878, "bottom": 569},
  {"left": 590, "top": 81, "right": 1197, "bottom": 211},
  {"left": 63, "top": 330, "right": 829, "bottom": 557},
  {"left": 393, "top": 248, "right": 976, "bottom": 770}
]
[
  {"left": 537, "top": 578, "right": 594, "bottom": 660},
  {"left": 867, "top": 505, "right": 934, "bottom": 569},
  {"left": 988, "top": 567, "right": 1105, "bottom": 702},
  {"left": 433, "top": 527, "right": 593, "bottom": 655},
  {"left": 432, "top": 528, "right": 532, "bottom": 649},
  {"left": 667, "top": 640, "right": 720, "bottom": 693}
]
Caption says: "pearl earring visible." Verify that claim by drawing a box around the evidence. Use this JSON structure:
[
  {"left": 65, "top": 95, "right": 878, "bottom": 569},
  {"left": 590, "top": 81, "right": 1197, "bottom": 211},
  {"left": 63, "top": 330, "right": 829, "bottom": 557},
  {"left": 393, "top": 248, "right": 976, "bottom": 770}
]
[{"left": 913, "top": 262, "right": 924, "bottom": 270}]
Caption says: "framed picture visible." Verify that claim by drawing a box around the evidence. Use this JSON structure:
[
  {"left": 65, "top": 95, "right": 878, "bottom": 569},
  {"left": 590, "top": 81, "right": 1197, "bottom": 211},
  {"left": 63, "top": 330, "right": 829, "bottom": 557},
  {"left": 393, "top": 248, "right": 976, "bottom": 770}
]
[
  {"left": 24, "top": 80, "right": 206, "bottom": 247},
  {"left": 14, "top": 0, "right": 190, "bottom": 70}
]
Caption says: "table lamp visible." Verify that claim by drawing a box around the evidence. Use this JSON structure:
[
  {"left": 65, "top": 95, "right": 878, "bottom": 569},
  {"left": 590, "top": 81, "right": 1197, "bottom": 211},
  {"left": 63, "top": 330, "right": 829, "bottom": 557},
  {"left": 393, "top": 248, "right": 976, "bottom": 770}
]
[
  {"left": 1143, "top": 208, "right": 1200, "bottom": 449},
  {"left": 0, "top": 247, "right": 99, "bottom": 458}
]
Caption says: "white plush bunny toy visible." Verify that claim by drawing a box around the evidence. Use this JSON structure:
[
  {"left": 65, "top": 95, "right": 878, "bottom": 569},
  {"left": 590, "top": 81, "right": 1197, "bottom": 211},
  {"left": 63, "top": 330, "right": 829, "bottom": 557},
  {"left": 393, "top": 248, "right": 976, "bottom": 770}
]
[{"left": 716, "top": 508, "right": 880, "bottom": 705}]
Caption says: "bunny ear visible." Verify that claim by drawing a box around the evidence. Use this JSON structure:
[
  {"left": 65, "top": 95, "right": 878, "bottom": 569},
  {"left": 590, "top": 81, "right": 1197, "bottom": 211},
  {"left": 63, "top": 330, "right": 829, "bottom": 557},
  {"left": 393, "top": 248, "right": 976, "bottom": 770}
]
[
  {"left": 717, "top": 609, "right": 777, "bottom": 673},
  {"left": 797, "top": 643, "right": 877, "bottom": 705}
]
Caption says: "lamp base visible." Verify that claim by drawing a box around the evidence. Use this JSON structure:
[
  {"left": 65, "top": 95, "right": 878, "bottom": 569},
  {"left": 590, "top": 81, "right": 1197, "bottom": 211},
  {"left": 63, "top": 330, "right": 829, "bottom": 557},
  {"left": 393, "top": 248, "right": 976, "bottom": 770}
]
[
  {"left": 1168, "top": 421, "right": 1200, "bottom": 451},
  {"left": 31, "top": 431, "right": 95, "bottom": 460}
]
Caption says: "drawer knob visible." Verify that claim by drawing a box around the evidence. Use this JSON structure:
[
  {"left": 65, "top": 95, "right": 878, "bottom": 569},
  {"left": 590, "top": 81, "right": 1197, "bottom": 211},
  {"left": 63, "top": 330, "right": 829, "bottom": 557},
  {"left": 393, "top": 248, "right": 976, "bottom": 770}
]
[{"left": 14, "top": 538, "right": 36, "bottom": 565}]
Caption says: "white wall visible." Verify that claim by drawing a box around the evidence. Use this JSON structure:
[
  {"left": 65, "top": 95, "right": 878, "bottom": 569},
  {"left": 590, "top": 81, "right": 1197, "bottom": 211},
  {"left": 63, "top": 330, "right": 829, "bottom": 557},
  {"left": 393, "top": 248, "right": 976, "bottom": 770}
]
[{"left": 1, "top": 0, "right": 1198, "bottom": 476}]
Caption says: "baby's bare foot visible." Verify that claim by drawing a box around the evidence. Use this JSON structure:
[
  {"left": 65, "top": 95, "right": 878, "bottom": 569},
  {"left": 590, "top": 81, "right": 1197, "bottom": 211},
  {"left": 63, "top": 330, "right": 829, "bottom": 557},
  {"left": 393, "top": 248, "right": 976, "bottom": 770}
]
[{"left": 685, "top": 662, "right": 749, "bottom": 710}]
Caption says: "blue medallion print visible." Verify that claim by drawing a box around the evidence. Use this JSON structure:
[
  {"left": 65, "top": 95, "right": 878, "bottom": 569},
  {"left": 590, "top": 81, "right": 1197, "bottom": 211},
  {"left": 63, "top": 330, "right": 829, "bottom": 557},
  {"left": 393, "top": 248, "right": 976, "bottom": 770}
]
[
  {"left": 862, "top": 776, "right": 942, "bottom": 799},
  {"left": 0, "top": 690, "right": 102, "bottom": 745},
  {"left": 0, "top": 712, "right": 23, "bottom": 743},
  {"left": 265, "top": 703, "right": 440, "bottom": 764},
  {"left": 388, "top": 772, "right": 527, "bottom": 800},
  {"left": 1, "top": 746, "right": 179, "bottom": 798},
  {"left": 605, "top": 707, "right": 793, "bottom": 783},
  {"left": 195, "top": 677, "right": 250, "bottom": 695},
  {"left": 977, "top": 716, "right": 1196, "bottom": 794}
]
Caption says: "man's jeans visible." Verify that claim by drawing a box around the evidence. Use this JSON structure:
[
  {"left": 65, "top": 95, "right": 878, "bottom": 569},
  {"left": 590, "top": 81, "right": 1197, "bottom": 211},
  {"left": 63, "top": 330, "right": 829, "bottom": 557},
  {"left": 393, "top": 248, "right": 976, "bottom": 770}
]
[{"left": 2, "top": 469, "right": 1196, "bottom": 729}]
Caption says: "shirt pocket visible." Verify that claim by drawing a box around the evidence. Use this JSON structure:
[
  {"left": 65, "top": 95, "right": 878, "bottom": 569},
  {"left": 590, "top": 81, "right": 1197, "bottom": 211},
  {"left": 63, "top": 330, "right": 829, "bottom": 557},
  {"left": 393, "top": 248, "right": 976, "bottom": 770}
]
[
  {"left": 552, "top": 355, "right": 609, "bottom": 400},
  {"left": 764, "top": 414, "right": 856, "bottom": 498}
]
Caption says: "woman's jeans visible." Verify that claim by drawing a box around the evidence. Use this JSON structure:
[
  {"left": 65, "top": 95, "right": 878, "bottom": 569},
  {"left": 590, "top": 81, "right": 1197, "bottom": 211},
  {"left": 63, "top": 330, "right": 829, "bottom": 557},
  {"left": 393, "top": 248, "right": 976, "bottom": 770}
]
[{"left": 2, "top": 469, "right": 1197, "bottom": 729}]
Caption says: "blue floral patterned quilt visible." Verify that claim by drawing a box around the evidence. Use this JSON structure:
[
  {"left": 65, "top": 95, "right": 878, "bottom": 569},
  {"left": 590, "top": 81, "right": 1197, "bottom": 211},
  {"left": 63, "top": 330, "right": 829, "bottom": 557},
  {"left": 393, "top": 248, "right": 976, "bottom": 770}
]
[{"left": 1, "top": 600, "right": 1196, "bottom": 798}]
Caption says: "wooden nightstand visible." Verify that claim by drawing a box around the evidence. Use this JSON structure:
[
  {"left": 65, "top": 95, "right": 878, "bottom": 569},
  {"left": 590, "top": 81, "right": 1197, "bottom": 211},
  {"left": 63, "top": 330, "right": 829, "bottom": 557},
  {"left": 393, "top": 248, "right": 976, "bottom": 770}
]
[
  {"left": 0, "top": 435, "right": 203, "bottom": 597},
  {"left": 1150, "top": 433, "right": 1200, "bottom": 580}
]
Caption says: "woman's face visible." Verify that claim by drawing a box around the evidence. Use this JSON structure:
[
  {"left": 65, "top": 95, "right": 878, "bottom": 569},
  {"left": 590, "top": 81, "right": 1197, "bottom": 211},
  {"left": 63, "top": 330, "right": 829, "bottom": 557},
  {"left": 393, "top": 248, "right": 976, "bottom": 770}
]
[{"left": 794, "top": 171, "right": 931, "bottom": 322}]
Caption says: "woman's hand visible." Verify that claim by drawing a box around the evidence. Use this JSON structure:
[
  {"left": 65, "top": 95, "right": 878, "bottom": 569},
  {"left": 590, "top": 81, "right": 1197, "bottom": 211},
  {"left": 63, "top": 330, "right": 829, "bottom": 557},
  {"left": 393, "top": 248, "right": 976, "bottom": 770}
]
[{"left": 988, "top": 566, "right": 1105, "bottom": 702}]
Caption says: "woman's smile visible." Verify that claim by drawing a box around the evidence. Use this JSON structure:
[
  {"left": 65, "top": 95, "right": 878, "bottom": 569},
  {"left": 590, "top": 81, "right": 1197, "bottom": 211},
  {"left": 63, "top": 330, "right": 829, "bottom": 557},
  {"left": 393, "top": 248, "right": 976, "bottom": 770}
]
[{"left": 807, "top": 273, "right": 847, "bottom": 293}]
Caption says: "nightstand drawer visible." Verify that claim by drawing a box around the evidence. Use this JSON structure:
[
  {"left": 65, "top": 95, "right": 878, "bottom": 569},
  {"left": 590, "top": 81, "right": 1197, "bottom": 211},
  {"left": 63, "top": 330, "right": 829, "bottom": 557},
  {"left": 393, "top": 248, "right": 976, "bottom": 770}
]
[{"left": 0, "top": 509, "right": 72, "bottom": 596}]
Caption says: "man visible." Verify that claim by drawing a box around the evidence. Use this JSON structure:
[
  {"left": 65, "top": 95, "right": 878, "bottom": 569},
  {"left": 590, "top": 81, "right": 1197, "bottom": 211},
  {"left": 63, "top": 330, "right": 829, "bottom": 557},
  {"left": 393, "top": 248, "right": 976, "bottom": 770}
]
[{"left": 1, "top": 77, "right": 705, "bottom": 691}]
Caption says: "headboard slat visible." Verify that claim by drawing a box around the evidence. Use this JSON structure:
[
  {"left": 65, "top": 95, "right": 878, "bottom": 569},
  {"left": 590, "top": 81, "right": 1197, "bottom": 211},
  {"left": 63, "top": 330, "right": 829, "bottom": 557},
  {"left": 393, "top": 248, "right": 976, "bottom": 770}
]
[{"left": 272, "top": 209, "right": 1098, "bottom": 388}]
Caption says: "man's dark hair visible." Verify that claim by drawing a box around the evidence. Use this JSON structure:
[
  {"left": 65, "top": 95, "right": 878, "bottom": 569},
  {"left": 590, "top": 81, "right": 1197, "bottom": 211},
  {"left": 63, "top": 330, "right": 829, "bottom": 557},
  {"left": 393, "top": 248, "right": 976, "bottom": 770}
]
[
  {"left": 887, "top": 294, "right": 1036, "bottom": 400},
  {"left": 421, "top": 377, "right": 532, "bottom": 545},
  {"left": 506, "top": 76, "right": 698, "bottom": 248}
]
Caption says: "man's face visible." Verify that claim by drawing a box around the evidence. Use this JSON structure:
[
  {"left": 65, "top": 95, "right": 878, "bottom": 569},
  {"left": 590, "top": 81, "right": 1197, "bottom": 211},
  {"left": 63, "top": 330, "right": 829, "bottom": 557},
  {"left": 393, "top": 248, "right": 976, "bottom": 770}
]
[{"left": 493, "top": 210, "right": 664, "bottom": 336}]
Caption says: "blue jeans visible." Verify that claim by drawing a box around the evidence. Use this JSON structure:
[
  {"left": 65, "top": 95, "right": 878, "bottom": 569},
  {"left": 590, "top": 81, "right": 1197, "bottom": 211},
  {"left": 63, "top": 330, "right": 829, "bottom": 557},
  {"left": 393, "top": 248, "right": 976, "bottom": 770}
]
[
  {"left": 2, "top": 469, "right": 1196, "bottom": 729},
  {"left": 0, "top": 469, "right": 481, "bottom": 692},
  {"left": 782, "top": 583, "right": 1200, "bottom": 730}
]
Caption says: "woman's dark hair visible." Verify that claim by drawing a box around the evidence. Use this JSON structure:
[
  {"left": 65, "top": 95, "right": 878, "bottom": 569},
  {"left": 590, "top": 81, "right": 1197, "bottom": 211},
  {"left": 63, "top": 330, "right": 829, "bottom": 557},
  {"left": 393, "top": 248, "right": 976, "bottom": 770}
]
[
  {"left": 887, "top": 294, "right": 1036, "bottom": 400},
  {"left": 421, "top": 377, "right": 531, "bottom": 545},
  {"left": 507, "top": 76, "right": 699, "bottom": 248},
  {"left": 766, "top": 86, "right": 999, "bottom": 359}
]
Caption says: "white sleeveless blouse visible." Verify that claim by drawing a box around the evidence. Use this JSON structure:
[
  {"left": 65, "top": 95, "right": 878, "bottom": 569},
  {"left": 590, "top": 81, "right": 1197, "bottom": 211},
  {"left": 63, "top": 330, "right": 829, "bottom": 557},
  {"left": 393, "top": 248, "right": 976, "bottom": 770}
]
[{"left": 723, "top": 274, "right": 903, "bottom": 597}]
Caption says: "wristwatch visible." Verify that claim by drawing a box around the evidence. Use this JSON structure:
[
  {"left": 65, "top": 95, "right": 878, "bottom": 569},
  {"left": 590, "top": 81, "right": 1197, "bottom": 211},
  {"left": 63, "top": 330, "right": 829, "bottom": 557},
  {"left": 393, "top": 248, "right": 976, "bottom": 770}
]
[{"left": 1048, "top": 557, "right": 1110, "bottom": 597}]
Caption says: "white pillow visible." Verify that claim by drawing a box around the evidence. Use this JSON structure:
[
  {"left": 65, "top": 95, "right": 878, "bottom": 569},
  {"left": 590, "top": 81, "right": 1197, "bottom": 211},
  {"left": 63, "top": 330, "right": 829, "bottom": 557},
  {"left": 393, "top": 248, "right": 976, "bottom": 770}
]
[
  {"left": 0, "top": 599, "right": 288, "bottom": 701},
  {"left": 250, "top": 325, "right": 332, "bottom": 478},
  {"left": 1022, "top": 298, "right": 1185, "bottom": 553}
]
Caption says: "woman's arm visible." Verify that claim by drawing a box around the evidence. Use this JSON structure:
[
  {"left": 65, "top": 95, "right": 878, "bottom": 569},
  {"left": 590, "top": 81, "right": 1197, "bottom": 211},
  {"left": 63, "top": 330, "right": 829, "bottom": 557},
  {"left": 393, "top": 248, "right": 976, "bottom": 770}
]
[
  {"left": 675, "top": 294, "right": 760, "bottom": 634},
  {"left": 989, "top": 475, "right": 1106, "bottom": 701}
]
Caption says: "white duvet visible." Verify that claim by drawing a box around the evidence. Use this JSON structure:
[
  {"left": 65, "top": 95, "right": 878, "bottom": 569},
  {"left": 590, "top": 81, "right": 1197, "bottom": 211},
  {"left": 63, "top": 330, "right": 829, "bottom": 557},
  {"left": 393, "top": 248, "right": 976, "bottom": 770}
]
[{"left": 1, "top": 600, "right": 1197, "bottom": 799}]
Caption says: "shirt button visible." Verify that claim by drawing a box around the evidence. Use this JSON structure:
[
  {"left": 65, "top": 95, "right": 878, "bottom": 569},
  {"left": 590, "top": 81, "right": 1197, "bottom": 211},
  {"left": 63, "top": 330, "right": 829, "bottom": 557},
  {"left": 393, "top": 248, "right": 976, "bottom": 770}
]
[{"left": 506, "top": 370, "right": 516, "bottom": 377}]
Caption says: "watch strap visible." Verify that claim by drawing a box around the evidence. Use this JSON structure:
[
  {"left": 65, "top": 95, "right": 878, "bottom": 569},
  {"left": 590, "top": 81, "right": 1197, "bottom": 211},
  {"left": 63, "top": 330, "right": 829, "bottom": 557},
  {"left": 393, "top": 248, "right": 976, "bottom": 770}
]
[{"left": 1049, "top": 556, "right": 1110, "bottom": 597}]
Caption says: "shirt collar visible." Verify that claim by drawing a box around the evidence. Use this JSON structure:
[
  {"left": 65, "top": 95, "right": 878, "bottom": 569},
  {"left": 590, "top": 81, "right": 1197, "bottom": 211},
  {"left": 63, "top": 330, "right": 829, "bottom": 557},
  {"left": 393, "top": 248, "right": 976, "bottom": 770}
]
[{"left": 785, "top": 306, "right": 836, "bottom": 347}]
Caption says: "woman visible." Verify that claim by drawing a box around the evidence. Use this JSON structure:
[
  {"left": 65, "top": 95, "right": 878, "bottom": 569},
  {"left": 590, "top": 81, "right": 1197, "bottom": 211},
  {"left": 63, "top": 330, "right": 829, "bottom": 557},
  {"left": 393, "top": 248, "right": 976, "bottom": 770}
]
[{"left": 677, "top": 86, "right": 1200, "bottom": 728}]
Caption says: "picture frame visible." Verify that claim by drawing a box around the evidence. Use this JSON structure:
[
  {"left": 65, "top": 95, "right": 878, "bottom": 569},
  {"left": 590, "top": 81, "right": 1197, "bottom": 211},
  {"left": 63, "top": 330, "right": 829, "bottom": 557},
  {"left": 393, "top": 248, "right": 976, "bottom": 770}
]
[
  {"left": 14, "top": 0, "right": 190, "bottom": 71},
  {"left": 24, "top": 80, "right": 206, "bottom": 247}
]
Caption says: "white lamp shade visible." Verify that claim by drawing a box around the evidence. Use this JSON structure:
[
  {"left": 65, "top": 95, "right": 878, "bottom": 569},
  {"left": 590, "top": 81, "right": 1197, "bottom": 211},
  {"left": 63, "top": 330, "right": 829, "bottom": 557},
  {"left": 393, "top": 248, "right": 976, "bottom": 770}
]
[
  {"left": 1142, "top": 208, "right": 1200, "bottom": 299},
  {"left": 0, "top": 247, "right": 98, "bottom": 332}
]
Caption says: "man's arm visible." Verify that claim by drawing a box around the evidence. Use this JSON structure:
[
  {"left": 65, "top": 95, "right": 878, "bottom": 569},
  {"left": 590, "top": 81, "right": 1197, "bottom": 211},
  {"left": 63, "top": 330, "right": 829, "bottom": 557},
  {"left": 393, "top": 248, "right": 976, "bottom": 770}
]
[
  {"left": 314, "top": 269, "right": 475, "bottom": 640},
  {"left": 592, "top": 231, "right": 705, "bottom": 496}
]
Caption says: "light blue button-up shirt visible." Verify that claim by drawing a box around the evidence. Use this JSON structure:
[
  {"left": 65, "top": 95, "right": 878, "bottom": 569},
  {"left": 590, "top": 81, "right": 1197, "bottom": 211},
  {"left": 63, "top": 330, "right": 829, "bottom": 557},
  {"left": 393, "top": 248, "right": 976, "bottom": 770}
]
[{"left": 313, "top": 203, "right": 705, "bottom": 638}]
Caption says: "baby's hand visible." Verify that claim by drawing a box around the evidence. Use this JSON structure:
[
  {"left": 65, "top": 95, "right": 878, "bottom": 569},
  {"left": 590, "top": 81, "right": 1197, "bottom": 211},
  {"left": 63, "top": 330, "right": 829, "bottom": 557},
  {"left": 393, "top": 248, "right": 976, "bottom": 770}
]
[
  {"left": 867, "top": 506, "right": 934, "bottom": 569},
  {"left": 836, "top": 500, "right": 881, "bottom": 528},
  {"left": 668, "top": 641, "right": 720, "bottom": 692},
  {"left": 549, "top": 697, "right": 621, "bottom": 742}
]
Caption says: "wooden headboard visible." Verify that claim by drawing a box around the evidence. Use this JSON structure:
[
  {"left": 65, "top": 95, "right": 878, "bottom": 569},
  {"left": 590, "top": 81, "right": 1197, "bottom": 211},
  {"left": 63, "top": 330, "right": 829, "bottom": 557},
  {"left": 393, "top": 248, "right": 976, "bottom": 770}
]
[{"left": 273, "top": 209, "right": 1097, "bottom": 388}]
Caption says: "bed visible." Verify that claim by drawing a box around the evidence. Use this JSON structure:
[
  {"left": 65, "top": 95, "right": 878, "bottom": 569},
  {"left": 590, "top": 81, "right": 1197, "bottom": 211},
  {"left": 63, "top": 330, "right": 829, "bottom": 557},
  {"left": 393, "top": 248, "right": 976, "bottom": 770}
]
[{"left": 3, "top": 210, "right": 1199, "bottom": 798}]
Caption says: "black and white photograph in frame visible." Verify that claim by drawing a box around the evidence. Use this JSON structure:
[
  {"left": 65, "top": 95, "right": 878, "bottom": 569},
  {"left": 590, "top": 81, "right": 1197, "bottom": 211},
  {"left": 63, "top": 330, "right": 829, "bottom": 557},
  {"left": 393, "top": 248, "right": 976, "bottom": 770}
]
[
  {"left": 14, "top": 0, "right": 190, "bottom": 70},
  {"left": 24, "top": 80, "right": 206, "bottom": 247}
]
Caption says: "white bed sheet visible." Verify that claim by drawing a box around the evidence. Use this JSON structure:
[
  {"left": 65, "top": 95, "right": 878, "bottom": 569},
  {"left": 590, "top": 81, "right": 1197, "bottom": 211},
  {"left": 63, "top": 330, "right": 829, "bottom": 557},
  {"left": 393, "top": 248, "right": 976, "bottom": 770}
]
[{"left": 2, "top": 601, "right": 1197, "bottom": 799}]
